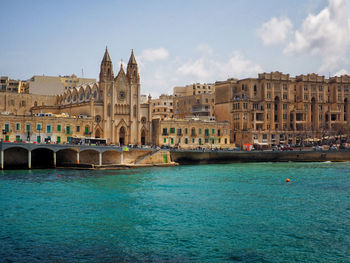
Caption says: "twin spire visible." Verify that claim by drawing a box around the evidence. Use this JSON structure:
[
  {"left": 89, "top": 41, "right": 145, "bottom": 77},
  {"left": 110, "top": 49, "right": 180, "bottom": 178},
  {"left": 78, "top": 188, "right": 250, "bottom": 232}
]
[
  {"left": 100, "top": 47, "right": 138, "bottom": 82},
  {"left": 102, "top": 46, "right": 136, "bottom": 67}
]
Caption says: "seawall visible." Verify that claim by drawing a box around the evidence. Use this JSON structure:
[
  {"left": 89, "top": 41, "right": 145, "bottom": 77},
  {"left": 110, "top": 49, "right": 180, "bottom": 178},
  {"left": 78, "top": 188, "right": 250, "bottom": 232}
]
[{"left": 170, "top": 150, "right": 350, "bottom": 164}]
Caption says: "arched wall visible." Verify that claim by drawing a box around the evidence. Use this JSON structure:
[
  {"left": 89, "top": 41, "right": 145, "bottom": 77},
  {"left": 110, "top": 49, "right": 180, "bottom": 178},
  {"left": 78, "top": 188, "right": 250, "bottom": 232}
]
[
  {"left": 4, "top": 147, "right": 28, "bottom": 169},
  {"left": 80, "top": 149, "right": 99, "bottom": 165},
  {"left": 57, "top": 149, "right": 77, "bottom": 166}
]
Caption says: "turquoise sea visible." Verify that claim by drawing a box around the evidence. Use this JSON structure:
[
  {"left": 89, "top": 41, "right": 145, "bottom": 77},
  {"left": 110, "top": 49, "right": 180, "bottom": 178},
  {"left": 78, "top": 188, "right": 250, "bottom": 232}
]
[{"left": 1, "top": 163, "right": 350, "bottom": 263}]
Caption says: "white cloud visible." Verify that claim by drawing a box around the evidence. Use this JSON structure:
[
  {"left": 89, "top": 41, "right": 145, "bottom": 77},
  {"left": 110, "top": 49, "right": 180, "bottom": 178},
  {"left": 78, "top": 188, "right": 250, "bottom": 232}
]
[
  {"left": 140, "top": 47, "right": 169, "bottom": 62},
  {"left": 335, "top": 69, "right": 349, "bottom": 76},
  {"left": 284, "top": 0, "right": 350, "bottom": 73},
  {"left": 177, "top": 50, "right": 263, "bottom": 82},
  {"left": 258, "top": 17, "right": 293, "bottom": 46}
]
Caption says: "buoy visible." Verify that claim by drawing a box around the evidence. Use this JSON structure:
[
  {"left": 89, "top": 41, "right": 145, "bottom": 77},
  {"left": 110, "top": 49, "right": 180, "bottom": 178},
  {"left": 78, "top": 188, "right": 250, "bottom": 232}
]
[
  {"left": 58, "top": 174, "right": 61, "bottom": 177},
  {"left": 286, "top": 178, "right": 290, "bottom": 182}
]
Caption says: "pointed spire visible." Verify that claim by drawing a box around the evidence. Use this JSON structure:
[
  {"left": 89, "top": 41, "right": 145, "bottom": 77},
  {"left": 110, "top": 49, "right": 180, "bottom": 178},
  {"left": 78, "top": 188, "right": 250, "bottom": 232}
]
[
  {"left": 102, "top": 46, "right": 111, "bottom": 63},
  {"left": 128, "top": 49, "right": 137, "bottom": 65}
]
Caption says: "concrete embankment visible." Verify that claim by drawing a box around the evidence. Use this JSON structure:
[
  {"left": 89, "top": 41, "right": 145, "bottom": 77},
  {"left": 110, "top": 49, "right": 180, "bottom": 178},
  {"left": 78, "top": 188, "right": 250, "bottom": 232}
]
[{"left": 170, "top": 150, "right": 350, "bottom": 164}]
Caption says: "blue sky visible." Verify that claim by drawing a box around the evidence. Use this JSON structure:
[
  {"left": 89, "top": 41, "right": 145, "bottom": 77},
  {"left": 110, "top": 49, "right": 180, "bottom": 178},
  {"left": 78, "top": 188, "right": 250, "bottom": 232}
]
[{"left": 1, "top": 0, "right": 350, "bottom": 96}]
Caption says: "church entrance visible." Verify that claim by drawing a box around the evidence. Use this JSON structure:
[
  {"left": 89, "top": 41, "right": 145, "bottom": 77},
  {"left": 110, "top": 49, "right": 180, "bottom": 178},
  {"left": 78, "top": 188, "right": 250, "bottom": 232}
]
[
  {"left": 95, "top": 128, "right": 101, "bottom": 138},
  {"left": 141, "top": 129, "right": 146, "bottom": 145},
  {"left": 119, "top": 127, "right": 125, "bottom": 146}
]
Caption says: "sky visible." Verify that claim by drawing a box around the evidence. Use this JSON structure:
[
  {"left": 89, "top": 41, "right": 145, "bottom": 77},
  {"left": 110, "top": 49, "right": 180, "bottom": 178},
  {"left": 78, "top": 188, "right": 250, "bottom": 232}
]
[{"left": 1, "top": 0, "right": 350, "bottom": 97}]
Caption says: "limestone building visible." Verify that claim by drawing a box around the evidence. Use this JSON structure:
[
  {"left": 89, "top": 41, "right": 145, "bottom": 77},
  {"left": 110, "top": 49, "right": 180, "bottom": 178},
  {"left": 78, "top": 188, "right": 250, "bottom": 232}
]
[
  {"left": 0, "top": 48, "right": 152, "bottom": 146},
  {"left": 151, "top": 94, "right": 174, "bottom": 119},
  {"left": 0, "top": 76, "right": 29, "bottom": 93},
  {"left": 152, "top": 118, "right": 230, "bottom": 149},
  {"left": 28, "top": 74, "right": 96, "bottom": 95},
  {"left": 0, "top": 113, "right": 93, "bottom": 143},
  {"left": 173, "top": 83, "right": 215, "bottom": 97},
  {"left": 174, "top": 93, "right": 215, "bottom": 119},
  {"left": 215, "top": 72, "right": 350, "bottom": 147}
]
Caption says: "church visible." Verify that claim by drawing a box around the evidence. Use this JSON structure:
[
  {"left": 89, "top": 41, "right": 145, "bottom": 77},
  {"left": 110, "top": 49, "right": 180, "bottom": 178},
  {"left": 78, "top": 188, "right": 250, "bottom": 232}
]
[{"left": 29, "top": 48, "right": 153, "bottom": 146}]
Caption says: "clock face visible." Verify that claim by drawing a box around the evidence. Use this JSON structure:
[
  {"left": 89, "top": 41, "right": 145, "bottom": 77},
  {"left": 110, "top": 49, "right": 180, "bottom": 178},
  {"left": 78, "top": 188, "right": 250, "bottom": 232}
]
[{"left": 119, "top": 91, "right": 126, "bottom": 100}]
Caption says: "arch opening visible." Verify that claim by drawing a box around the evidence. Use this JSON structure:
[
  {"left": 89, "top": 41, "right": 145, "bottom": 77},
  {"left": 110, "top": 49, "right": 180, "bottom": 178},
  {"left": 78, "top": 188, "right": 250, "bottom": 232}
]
[
  {"left": 119, "top": 127, "right": 126, "bottom": 146},
  {"left": 80, "top": 150, "right": 99, "bottom": 165},
  {"left": 4, "top": 147, "right": 28, "bottom": 169},
  {"left": 32, "top": 148, "right": 54, "bottom": 169},
  {"left": 57, "top": 149, "right": 77, "bottom": 167}
]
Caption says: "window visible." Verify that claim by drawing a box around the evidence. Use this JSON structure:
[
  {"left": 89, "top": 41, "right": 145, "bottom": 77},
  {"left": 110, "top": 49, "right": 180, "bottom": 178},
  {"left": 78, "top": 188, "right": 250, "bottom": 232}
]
[
  {"left": 66, "top": 125, "right": 71, "bottom": 134},
  {"left": 170, "top": 128, "right": 175, "bottom": 134},
  {"left": 185, "top": 128, "right": 188, "bottom": 135},
  {"left": 267, "top": 93, "right": 271, "bottom": 99},
  {"left": 205, "top": 138, "right": 209, "bottom": 143},
  {"left": 212, "top": 128, "right": 215, "bottom": 135},
  {"left": 192, "top": 138, "right": 195, "bottom": 143},
  {"left": 16, "top": 135, "right": 20, "bottom": 142},
  {"left": 36, "top": 124, "right": 42, "bottom": 131},
  {"left": 164, "top": 138, "right": 166, "bottom": 143},
  {"left": 170, "top": 138, "right": 174, "bottom": 144},
  {"left": 26, "top": 124, "right": 31, "bottom": 132},
  {"left": 205, "top": 129, "right": 209, "bottom": 136},
  {"left": 46, "top": 125, "right": 51, "bottom": 133},
  {"left": 199, "top": 128, "right": 202, "bottom": 134},
  {"left": 4, "top": 123, "right": 9, "bottom": 132},
  {"left": 218, "top": 129, "right": 221, "bottom": 136},
  {"left": 162, "top": 128, "right": 168, "bottom": 135},
  {"left": 16, "top": 123, "right": 20, "bottom": 131},
  {"left": 283, "top": 114, "right": 287, "bottom": 120},
  {"left": 76, "top": 126, "right": 80, "bottom": 132},
  {"left": 283, "top": 104, "right": 288, "bottom": 110},
  {"left": 267, "top": 103, "right": 271, "bottom": 109},
  {"left": 57, "top": 124, "right": 61, "bottom": 132},
  {"left": 85, "top": 126, "right": 89, "bottom": 134},
  {"left": 185, "top": 138, "right": 188, "bottom": 144}
]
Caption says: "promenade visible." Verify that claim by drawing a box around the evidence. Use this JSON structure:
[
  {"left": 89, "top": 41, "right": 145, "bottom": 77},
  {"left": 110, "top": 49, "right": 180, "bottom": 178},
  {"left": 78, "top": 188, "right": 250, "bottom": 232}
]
[{"left": 0, "top": 142, "right": 172, "bottom": 169}]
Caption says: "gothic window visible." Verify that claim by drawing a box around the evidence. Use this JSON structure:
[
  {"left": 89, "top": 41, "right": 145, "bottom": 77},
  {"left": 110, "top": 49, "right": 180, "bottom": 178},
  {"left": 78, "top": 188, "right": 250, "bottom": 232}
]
[
  {"left": 93, "top": 90, "right": 97, "bottom": 100},
  {"left": 107, "top": 103, "right": 111, "bottom": 117},
  {"left": 73, "top": 95, "right": 77, "bottom": 102},
  {"left": 86, "top": 92, "right": 90, "bottom": 100},
  {"left": 80, "top": 93, "right": 84, "bottom": 101},
  {"left": 141, "top": 117, "right": 146, "bottom": 124},
  {"left": 133, "top": 105, "right": 136, "bottom": 117}
]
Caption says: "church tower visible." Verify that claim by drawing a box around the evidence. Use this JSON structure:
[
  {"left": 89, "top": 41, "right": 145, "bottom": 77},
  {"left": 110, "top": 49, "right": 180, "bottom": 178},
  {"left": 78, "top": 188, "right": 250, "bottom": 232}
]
[
  {"left": 99, "top": 47, "right": 114, "bottom": 143},
  {"left": 126, "top": 49, "right": 141, "bottom": 145},
  {"left": 99, "top": 47, "right": 114, "bottom": 83}
]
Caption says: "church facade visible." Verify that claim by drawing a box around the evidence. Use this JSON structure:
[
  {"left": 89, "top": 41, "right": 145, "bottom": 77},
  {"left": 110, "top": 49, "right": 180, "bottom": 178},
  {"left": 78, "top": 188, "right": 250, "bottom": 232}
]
[{"left": 27, "top": 48, "right": 153, "bottom": 146}]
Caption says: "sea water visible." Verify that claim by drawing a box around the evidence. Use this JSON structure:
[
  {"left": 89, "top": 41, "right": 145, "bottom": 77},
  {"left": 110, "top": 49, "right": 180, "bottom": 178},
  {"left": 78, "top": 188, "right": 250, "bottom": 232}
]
[{"left": 0, "top": 162, "right": 349, "bottom": 262}]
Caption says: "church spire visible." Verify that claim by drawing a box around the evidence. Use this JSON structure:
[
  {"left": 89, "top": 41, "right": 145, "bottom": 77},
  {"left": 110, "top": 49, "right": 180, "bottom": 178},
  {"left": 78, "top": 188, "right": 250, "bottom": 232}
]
[
  {"left": 102, "top": 46, "right": 112, "bottom": 63},
  {"left": 127, "top": 49, "right": 139, "bottom": 84},
  {"left": 99, "top": 46, "right": 114, "bottom": 83},
  {"left": 128, "top": 49, "right": 137, "bottom": 65}
]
